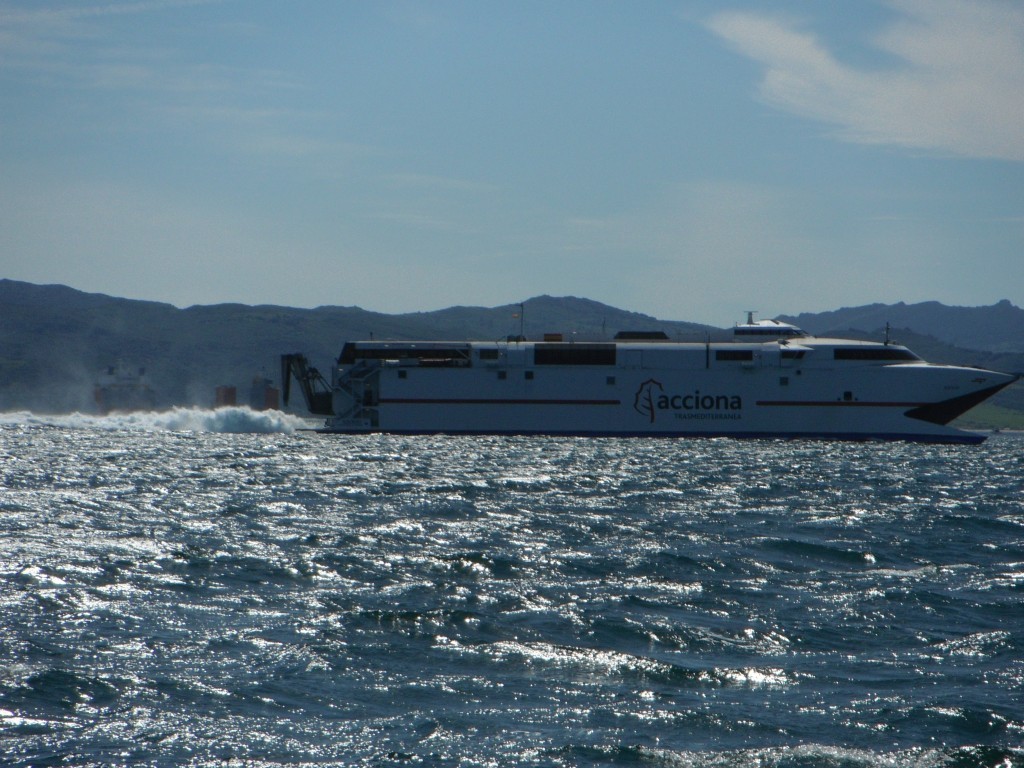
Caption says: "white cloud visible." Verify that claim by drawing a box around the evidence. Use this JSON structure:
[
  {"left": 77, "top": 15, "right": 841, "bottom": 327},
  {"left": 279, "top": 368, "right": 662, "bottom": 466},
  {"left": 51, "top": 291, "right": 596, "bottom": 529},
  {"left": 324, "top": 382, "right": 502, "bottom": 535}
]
[
  {"left": 0, "top": 0, "right": 221, "bottom": 25},
  {"left": 708, "top": 0, "right": 1024, "bottom": 161},
  {"left": 0, "top": 1, "right": 347, "bottom": 169},
  {"left": 0, "top": 1, "right": 254, "bottom": 93}
]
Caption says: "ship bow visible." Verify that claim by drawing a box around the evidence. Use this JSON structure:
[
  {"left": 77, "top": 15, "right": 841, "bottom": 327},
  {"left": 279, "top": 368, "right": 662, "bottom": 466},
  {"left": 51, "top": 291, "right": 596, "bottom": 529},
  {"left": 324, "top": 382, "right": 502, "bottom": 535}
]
[{"left": 905, "top": 374, "right": 1020, "bottom": 426}]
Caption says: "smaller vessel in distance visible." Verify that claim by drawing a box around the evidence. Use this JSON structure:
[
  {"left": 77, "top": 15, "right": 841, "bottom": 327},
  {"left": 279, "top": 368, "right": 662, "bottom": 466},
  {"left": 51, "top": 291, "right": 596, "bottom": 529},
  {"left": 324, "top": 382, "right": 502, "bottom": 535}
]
[
  {"left": 281, "top": 314, "right": 1019, "bottom": 444},
  {"left": 94, "top": 363, "right": 157, "bottom": 415}
]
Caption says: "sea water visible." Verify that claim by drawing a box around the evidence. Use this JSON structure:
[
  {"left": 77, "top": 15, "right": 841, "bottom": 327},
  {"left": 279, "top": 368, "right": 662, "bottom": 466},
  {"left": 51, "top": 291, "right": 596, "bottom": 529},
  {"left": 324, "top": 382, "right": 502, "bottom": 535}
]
[{"left": 0, "top": 408, "right": 1021, "bottom": 767}]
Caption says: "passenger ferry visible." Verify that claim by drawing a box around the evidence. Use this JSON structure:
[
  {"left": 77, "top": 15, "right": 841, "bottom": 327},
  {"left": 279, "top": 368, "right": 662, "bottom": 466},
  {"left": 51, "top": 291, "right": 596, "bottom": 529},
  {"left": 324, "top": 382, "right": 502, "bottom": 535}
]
[{"left": 281, "top": 315, "right": 1018, "bottom": 444}]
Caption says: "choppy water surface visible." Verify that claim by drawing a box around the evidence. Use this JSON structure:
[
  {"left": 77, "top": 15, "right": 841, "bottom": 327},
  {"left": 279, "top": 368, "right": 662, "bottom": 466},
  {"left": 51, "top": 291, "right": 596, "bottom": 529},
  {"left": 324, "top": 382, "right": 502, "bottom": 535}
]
[{"left": 1, "top": 409, "right": 1022, "bottom": 767}]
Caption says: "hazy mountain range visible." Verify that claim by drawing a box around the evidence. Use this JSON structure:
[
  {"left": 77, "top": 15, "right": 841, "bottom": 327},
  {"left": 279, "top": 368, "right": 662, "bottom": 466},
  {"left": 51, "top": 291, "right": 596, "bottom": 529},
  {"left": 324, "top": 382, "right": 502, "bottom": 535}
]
[{"left": 1, "top": 279, "right": 1021, "bottom": 420}]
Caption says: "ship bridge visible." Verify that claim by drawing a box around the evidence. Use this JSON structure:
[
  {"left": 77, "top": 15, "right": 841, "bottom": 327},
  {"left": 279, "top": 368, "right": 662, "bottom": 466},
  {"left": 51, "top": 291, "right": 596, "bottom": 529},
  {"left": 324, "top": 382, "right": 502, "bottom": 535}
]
[{"left": 733, "top": 312, "right": 806, "bottom": 340}]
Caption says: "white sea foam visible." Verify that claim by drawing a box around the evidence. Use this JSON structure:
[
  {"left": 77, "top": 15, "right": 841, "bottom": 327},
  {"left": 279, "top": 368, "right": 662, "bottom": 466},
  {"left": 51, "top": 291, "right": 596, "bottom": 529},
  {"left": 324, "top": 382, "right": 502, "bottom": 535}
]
[{"left": 0, "top": 407, "right": 313, "bottom": 434}]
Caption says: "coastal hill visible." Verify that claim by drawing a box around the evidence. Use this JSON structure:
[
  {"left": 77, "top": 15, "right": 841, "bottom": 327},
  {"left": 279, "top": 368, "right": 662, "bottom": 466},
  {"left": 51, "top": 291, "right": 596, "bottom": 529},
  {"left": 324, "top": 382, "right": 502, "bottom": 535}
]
[
  {"left": 1, "top": 279, "right": 1021, "bottom": 420},
  {"left": 0, "top": 280, "right": 713, "bottom": 413}
]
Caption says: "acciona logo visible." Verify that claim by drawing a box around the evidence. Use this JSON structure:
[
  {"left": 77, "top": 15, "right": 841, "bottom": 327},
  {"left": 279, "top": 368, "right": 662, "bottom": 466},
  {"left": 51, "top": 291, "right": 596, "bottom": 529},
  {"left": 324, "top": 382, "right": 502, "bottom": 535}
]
[{"left": 633, "top": 379, "right": 743, "bottom": 423}]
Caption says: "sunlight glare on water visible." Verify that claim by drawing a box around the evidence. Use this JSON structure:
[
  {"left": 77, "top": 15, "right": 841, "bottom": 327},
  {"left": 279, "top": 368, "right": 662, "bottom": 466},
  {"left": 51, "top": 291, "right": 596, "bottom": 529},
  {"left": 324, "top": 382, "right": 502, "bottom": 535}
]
[{"left": 0, "top": 414, "right": 1022, "bottom": 766}]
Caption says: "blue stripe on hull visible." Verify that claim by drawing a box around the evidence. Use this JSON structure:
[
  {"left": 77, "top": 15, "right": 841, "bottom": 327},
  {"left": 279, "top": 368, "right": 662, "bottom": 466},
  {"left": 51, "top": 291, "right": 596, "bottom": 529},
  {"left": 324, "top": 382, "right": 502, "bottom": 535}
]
[{"left": 315, "top": 428, "right": 987, "bottom": 445}]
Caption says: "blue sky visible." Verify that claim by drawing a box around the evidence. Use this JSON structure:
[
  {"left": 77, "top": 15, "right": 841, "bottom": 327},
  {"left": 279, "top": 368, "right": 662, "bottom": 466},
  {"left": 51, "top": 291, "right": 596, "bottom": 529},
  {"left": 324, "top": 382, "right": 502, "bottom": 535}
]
[{"left": 1, "top": 0, "right": 1022, "bottom": 327}]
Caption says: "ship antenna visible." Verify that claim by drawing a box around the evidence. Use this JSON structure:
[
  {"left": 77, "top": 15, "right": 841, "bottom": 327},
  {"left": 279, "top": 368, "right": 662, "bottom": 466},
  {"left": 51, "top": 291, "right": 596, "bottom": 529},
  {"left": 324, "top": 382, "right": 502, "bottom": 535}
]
[{"left": 884, "top": 322, "right": 891, "bottom": 346}]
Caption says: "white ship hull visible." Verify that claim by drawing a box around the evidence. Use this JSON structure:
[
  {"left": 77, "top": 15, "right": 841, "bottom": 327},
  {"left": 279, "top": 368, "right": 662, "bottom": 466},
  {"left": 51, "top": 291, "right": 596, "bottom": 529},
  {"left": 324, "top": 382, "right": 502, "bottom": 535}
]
[{"left": 344, "top": 364, "right": 1008, "bottom": 443}]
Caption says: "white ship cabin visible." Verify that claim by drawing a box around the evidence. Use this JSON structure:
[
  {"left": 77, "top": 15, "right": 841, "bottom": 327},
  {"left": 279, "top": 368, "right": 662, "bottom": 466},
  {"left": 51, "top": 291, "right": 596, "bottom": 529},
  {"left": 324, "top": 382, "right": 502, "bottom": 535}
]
[
  {"left": 733, "top": 312, "right": 806, "bottom": 340},
  {"left": 330, "top": 313, "right": 931, "bottom": 379}
]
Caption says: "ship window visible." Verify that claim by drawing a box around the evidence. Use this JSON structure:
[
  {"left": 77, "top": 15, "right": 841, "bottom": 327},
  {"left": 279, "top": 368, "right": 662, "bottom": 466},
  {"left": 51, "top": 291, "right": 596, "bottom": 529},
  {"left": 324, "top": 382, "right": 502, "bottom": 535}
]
[
  {"left": 397, "top": 370, "right": 407, "bottom": 379},
  {"left": 780, "top": 350, "right": 805, "bottom": 360},
  {"left": 780, "top": 376, "right": 789, "bottom": 386},
  {"left": 614, "top": 330, "right": 669, "bottom": 340},
  {"left": 843, "top": 391, "right": 854, "bottom": 401},
  {"left": 607, "top": 376, "right": 616, "bottom": 385},
  {"left": 833, "top": 348, "right": 919, "bottom": 361},
  {"left": 716, "top": 350, "right": 754, "bottom": 361},
  {"left": 736, "top": 327, "right": 803, "bottom": 337},
  {"left": 340, "top": 343, "right": 471, "bottom": 365},
  {"left": 534, "top": 343, "right": 616, "bottom": 366},
  {"left": 479, "top": 348, "right": 499, "bottom": 360},
  {"left": 497, "top": 371, "right": 507, "bottom": 380},
  {"left": 525, "top": 370, "right": 534, "bottom": 380}
]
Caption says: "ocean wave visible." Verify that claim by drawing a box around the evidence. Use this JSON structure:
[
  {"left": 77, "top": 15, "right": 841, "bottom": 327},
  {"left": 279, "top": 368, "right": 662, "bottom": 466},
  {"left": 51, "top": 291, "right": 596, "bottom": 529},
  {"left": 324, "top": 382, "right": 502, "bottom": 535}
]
[
  {"left": 0, "top": 407, "right": 313, "bottom": 434},
  {"left": 3, "top": 430, "right": 1023, "bottom": 765},
  {"left": 555, "top": 743, "right": 1024, "bottom": 767}
]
